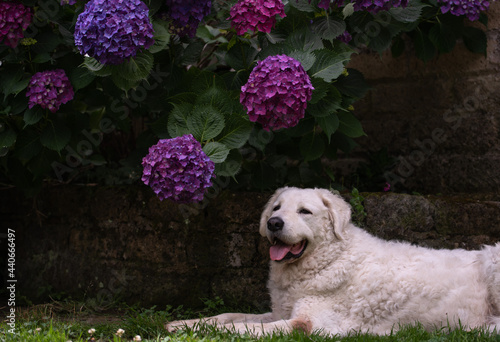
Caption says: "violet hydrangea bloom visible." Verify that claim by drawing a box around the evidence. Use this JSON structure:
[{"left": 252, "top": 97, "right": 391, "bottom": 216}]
[
  {"left": 229, "top": 0, "right": 286, "bottom": 36},
  {"left": 60, "top": 0, "right": 77, "bottom": 5},
  {"left": 0, "top": 1, "right": 32, "bottom": 48},
  {"left": 349, "top": 0, "right": 408, "bottom": 13},
  {"left": 74, "top": 0, "right": 154, "bottom": 65},
  {"left": 165, "top": 0, "right": 211, "bottom": 38},
  {"left": 26, "top": 69, "right": 74, "bottom": 113},
  {"left": 240, "top": 55, "right": 314, "bottom": 131},
  {"left": 438, "top": 0, "right": 488, "bottom": 21},
  {"left": 141, "top": 134, "right": 215, "bottom": 203}
]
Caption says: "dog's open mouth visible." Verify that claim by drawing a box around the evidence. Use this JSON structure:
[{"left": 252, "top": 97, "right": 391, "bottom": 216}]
[{"left": 269, "top": 239, "right": 308, "bottom": 262}]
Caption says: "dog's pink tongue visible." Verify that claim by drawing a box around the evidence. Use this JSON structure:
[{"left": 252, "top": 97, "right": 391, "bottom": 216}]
[{"left": 270, "top": 242, "right": 292, "bottom": 261}]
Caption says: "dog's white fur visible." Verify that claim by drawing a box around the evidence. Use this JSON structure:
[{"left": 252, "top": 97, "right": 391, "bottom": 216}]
[{"left": 167, "top": 187, "right": 500, "bottom": 336}]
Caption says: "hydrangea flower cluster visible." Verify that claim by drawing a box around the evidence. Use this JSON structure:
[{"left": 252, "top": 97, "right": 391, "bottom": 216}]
[
  {"left": 318, "top": 0, "right": 331, "bottom": 9},
  {"left": 26, "top": 69, "right": 74, "bottom": 113},
  {"left": 438, "top": 0, "right": 488, "bottom": 21},
  {"left": 74, "top": 0, "right": 154, "bottom": 65},
  {"left": 165, "top": 0, "right": 211, "bottom": 38},
  {"left": 0, "top": 1, "right": 32, "bottom": 48},
  {"left": 240, "top": 55, "right": 314, "bottom": 131},
  {"left": 350, "top": 0, "right": 408, "bottom": 13},
  {"left": 229, "top": 0, "right": 286, "bottom": 36},
  {"left": 141, "top": 134, "right": 215, "bottom": 203}
]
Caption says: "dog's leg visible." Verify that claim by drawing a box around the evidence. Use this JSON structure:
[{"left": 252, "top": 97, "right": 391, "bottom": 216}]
[
  {"left": 214, "top": 316, "right": 313, "bottom": 336},
  {"left": 166, "top": 312, "right": 274, "bottom": 332}
]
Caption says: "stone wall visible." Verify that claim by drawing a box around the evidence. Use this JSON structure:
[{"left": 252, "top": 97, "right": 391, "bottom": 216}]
[
  {"left": 2, "top": 185, "right": 499, "bottom": 309},
  {"left": 344, "top": 2, "right": 500, "bottom": 194}
]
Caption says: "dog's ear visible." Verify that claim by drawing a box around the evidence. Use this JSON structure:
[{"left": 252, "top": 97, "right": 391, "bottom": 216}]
[
  {"left": 318, "top": 189, "right": 352, "bottom": 240},
  {"left": 259, "top": 187, "right": 289, "bottom": 237}
]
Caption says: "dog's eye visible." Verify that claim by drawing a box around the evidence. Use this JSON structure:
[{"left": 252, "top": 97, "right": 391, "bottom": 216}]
[
  {"left": 273, "top": 205, "right": 281, "bottom": 211},
  {"left": 299, "top": 208, "right": 312, "bottom": 215}
]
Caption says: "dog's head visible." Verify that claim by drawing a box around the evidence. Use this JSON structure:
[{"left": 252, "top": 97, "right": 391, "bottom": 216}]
[{"left": 259, "top": 187, "right": 352, "bottom": 263}]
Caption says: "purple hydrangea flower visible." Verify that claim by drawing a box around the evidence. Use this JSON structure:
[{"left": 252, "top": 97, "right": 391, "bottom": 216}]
[
  {"left": 349, "top": 0, "right": 408, "bottom": 13},
  {"left": 229, "top": 0, "right": 286, "bottom": 36},
  {"left": 74, "top": 0, "right": 155, "bottom": 65},
  {"left": 318, "top": 0, "right": 331, "bottom": 9},
  {"left": 141, "top": 134, "right": 215, "bottom": 203},
  {"left": 438, "top": 0, "right": 488, "bottom": 21},
  {"left": 338, "top": 30, "right": 352, "bottom": 43},
  {"left": 240, "top": 55, "right": 314, "bottom": 131},
  {"left": 165, "top": 0, "right": 211, "bottom": 38},
  {"left": 26, "top": 69, "right": 74, "bottom": 113},
  {"left": 0, "top": 1, "right": 32, "bottom": 48}
]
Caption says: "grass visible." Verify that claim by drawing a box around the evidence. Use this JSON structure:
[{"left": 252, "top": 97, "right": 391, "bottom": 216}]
[{"left": 1, "top": 300, "right": 500, "bottom": 342}]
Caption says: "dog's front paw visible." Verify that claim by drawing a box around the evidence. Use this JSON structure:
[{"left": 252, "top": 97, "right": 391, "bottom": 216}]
[{"left": 166, "top": 319, "right": 195, "bottom": 333}]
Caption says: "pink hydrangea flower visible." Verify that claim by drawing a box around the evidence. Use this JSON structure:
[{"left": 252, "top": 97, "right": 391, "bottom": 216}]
[
  {"left": 26, "top": 69, "right": 74, "bottom": 113},
  {"left": 0, "top": 1, "right": 33, "bottom": 48},
  {"left": 229, "top": 0, "right": 286, "bottom": 36},
  {"left": 240, "top": 54, "right": 314, "bottom": 131}
]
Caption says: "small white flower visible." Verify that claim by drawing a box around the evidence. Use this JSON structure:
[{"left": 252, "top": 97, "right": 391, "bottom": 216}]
[
  {"left": 35, "top": 327, "right": 41, "bottom": 333},
  {"left": 88, "top": 328, "right": 96, "bottom": 335},
  {"left": 115, "top": 328, "right": 125, "bottom": 337},
  {"left": 133, "top": 335, "right": 142, "bottom": 342}
]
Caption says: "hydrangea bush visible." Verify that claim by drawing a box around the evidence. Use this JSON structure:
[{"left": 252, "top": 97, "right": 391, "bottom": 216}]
[{"left": 0, "top": 0, "right": 494, "bottom": 200}]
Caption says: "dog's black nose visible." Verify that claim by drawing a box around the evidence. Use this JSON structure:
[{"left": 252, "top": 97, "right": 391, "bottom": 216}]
[{"left": 267, "top": 217, "right": 284, "bottom": 232}]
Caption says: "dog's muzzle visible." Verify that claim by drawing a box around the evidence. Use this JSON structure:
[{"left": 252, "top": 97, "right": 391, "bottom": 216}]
[{"left": 267, "top": 216, "right": 308, "bottom": 262}]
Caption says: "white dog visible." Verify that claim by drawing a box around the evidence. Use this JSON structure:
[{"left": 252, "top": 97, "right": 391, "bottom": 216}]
[{"left": 167, "top": 187, "right": 500, "bottom": 336}]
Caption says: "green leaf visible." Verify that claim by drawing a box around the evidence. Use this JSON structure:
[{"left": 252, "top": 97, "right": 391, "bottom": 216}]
[
  {"left": 429, "top": 22, "right": 456, "bottom": 53},
  {"left": 343, "top": 3, "right": 355, "bottom": 18},
  {"left": 149, "top": 20, "right": 171, "bottom": 53},
  {"left": 307, "top": 88, "right": 342, "bottom": 117},
  {"left": 32, "top": 53, "right": 52, "bottom": 64},
  {"left": 317, "top": 114, "right": 340, "bottom": 143},
  {"left": 113, "top": 51, "right": 154, "bottom": 82},
  {"left": 203, "top": 141, "right": 230, "bottom": 163},
  {"left": 288, "top": 50, "right": 316, "bottom": 71},
  {"left": 23, "top": 107, "right": 44, "bottom": 126},
  {"left": 309, "top": 49, "right": 352, "bottom": 82},
  {"left": 225, "top": 44, "right": 258, "bottom": 71},
  {"left": 196, "top": 86, "right": 233, "bottom": 115},
  {"left": 82, "top": 57, "right": 113, "bottom": 77},
  {"left": 287, "top": 27, "right": 324, "bottom": 52},
  {"left": 187, "top": 105, "right": 225, "bottom": 142},
  {"left": 13, "top": 128, "right": 42, "bottom": 161},
  {"left": 31, "top": 32, "right": 61, "bottom": 54},
  {"left": 217, "top": 112, "right": 253, "bottom": 149},
  {"left": 289, "top": 0, "right": 315, "bottom": 12},
  {"left": 40, "top": 121, "right": 71, "bottom": 152},
  {"left": 462, "top": 27, "right": 487, "bottom": 55},
  {"left": 167, "top": 102, "right": 193, "bottom": 138},
  {"left": 335, "top": 68, "right": 370, "bottom": 98},
  {"left": 300, "top": 132, "right": 325, "bottom": 161},
  {"left": 391, "top": 35, "right": 406, "bottom": 58},
  {"left": 214, "top": 149, "right": 242, "bottom": 177},
  {"left": 313, "top": 17, "right": 346, "bottom": 41},
  {"left": 70, "top": 67, "right": 96, "bottom": 91},
  {"left": 0, "top": 127, "right": 16, "bottom": 148},
  {"left": 337, "top": 111, "right": 365, "bottom": 138},
  {"left": 0, "top": 66, "right": 25, "bottom": 97},
  {"left": 413, "top": 28, "right": 436, "bottom": 62},
  {"left": 368, "top": 26, "right": 393, "bottom": 53},
  {"left": 309, "top": 78, "right": 330, "bottom": 104},
  {"left": 265, "top": 32, "right": 287, "bottom": 44},
  {"left": 390, "top": 0, "right": 427, "bottom": 23}
]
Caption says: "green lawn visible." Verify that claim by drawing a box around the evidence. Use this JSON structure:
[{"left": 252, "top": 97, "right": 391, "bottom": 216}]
[{"left": 1, "top": 303, "right": 500, "bottom": 342}]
